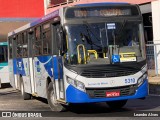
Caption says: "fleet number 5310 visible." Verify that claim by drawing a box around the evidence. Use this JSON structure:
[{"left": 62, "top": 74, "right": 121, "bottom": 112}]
[{"left": 125, "top": 78, "right": 135, "bottom": 84}]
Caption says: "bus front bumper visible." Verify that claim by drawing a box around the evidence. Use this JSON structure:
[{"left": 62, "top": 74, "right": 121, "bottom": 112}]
[{"left": 66, "top": 80, "right": 148, "bottom": 103}]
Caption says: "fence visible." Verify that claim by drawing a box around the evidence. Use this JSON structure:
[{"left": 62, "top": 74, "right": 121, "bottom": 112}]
[{"left": 146, "top": 41, "right": 160, "bottom": 76}]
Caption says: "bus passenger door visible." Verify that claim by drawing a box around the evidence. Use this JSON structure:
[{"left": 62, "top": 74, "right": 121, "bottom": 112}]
[
  {"left": 18, "top": 32, "right": 32, "bottom": 94},
  {"left": 51, "top": 23, "right": 65, "bottom": 100},
  {"left": 28, "top": 31, "right": 37, "bottom": 94},
  {"left": 8, "top": 39, "right": 16, "bottom": 89},
  {"left": 31, "top": 27, "right": 44, "bottom": 97}
]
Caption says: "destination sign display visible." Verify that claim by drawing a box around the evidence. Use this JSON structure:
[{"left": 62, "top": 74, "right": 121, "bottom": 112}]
[
  {"left": 74, "top": 9, "right": 131, "bottom": 17},
  {"left": 65, "top": 6, "right": 139, "bottom": 18}
]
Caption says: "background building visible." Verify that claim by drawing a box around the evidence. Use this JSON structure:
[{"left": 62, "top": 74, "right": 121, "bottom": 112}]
[{"left": 0, "top": 0, "right": 44, "bottom": 42}]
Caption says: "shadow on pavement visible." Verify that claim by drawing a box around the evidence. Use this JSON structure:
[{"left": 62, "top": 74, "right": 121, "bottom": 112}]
[
  {"left": 65, "top": 96, "right": 160, "bottom": 115},
  {"left": 0, "top": 83, "right": 12, "bottom": 89},
  {"left": 1, "top": 85, "right": 160, "bottom": 116},
  {"left": 0, "top": 90, "right": 18, "bottom": 96}
]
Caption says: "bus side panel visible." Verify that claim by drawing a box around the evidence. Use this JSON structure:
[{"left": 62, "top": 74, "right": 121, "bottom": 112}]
[
  {"left": 33, "top": 55, "right": 53, "bottom": 98},
  {"left": 0, "top": 62, "right": 9, "bottom": 84},
  {"left": 8, "top": 59, "right": 16, "bottom": 88},
  {"left": 16, "top": 58, "right": 32, "bottom": 94}
]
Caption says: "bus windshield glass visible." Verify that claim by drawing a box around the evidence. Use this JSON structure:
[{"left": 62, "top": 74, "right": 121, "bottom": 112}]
[{"left": 65, "top": 20, "right": 145, "bottom": 65}]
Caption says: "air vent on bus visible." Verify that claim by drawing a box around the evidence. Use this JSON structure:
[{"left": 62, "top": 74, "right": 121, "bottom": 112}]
[{"left": 80, "top": 66, "right": 139, "bottom": 78}]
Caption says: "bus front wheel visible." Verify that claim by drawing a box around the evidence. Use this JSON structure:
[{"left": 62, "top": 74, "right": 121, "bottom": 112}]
[
  {"left": 47, "top": 82, "right": 65, "bottom": 111},
  {"left": 106, "top": 100, "right": 127, "bottom": 109}
]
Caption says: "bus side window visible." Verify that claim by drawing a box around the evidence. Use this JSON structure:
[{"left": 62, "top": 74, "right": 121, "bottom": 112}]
[
  {"left": 22, "top": 32, "right": 28, "bottom": 57},
  {"left": 9, "top": 38, "right": 13, "bottom": 59},
  {"left": 42, "top": 23, "right": 51, "bottom": 55},
  {"left": 34, "top": 42, "right": 42, "bottom": 56},
  {"left": 42, "top": 30, "right": 51, "bottom": 55},
  {"left": 17, "top": 46, "right": 23, "bottom": 58},
  {"left": 23, "top": 48, "right": 27, "bottom": 57},
  {"left": 16, "top": 34, "right": 23, "bottom": 58},
  {"left": 35, "top": 26, "right": 41, "bottom": 41},
  {"left": 34, "top": 26, "right": 42, "bottom": 56}
]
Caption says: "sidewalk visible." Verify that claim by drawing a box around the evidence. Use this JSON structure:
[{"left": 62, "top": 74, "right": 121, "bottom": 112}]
[
  {"left": 148, "top": 76, "right": 160, "bottom": 95},
  {"left": 148, "top": 76, "right": 160, "bottom": 84}
]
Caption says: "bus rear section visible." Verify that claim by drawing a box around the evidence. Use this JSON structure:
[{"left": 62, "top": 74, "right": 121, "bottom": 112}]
[{"left": 0, "top": 42, "right": 9, "bottom": 88}]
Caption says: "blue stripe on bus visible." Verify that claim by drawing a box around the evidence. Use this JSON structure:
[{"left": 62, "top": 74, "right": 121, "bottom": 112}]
[
  {"left": 37, "top": 56, "right": 52, "bottom": 63},
  {"left": 57, "top": 57, "right": 63, "bottom": 79},
  {"left": 43, "top": 56, "right": 53, "bottom": 77},
  {"left": 13, "top": 59, "right": 17, "bottom": 74},
  {"left": 52, "top": 56, "right": 63, "bottom": 80},
  {"left": 53, "top": 56, "right": 58, "bottom": 80},
  {"left": 16, "top": 58, "right": 26, "bottom": 76},
  {"left": 66, "top": 80, "right": 148, "bottom": 103},
  {"left": 36, "top": 56, "right": 53, "bottom": 77},
  {"left": 12, "top": 56, "right": 63, "bottom": 79}
]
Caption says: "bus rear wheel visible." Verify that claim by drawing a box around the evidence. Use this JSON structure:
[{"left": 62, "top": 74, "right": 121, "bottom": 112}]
[
  {"left": 47, "top": 82, "right": 65, "bottom": 111},
  {"left": 106, "top": 100, "right": 127, "bottom": 109},
  {"left": 20, "top": 77, "right": 31, "bottom": 100}
]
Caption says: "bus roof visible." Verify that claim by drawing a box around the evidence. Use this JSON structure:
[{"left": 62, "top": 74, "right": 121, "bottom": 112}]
[
  {"left": 8, "top": 9, "right": 59, "bottom": 37},
  {"left": 75, "top": 2, "right": 129, "bottom": 7}
]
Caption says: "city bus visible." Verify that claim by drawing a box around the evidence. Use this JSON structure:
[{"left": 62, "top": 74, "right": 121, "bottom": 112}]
[
  {"left": 8, "top": 2, "right": 148, "bottom": 111},
  {"left": 0, "top": 42, "right": 9, "bottom": 88}
]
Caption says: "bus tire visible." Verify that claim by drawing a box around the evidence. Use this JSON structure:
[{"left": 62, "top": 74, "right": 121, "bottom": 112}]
[
  {"left": 47, "top": 82, "right": 65, "bottom": 111},
  {"left": 106, "top": 100, "right": 127, "bottom": 109},
  {"left": 20, "top": 77, "right": 31, "bottom": 100}
]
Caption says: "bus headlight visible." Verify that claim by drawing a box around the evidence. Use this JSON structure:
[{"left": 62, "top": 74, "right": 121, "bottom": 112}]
[
  {"left": 67, "top": 77, "right": 86, "bottom": 92},
  {"left": 137, "top": 73, "right": 147, "bottom": 87}
]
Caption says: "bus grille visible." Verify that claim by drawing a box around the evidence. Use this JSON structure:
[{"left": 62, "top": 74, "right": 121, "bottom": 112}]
[
  {"left": 80, "top": 67, "right": 139, "bottom": 78},
  {"left": 86, "top": 85, "right": 137, "bottom": 98}
]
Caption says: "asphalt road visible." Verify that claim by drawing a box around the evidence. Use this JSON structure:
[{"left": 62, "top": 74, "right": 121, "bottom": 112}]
[{"left": 0, "top": 85, "right": 160, "bottom": 120}]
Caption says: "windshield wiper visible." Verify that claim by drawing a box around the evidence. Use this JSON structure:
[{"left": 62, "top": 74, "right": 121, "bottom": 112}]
[
  {"left": 80, "top": 32, "right": 101, "bottom": 49},
  {"left": 81, "top": 21, "right": 101, "bottom": 48},
  {"left": 115, "top": 20, "right": 127, "bottom": 40},
  {"left": 83, "top": 21, "right": 101, "bottom": 42}
]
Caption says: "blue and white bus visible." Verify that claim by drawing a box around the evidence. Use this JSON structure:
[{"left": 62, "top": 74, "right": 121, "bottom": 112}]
[
  {"left": 8, "top": 2, "right": 148, "bottom": 111},
  {"left": 0, "top": 42, "right": 9, "bottom": 88}
]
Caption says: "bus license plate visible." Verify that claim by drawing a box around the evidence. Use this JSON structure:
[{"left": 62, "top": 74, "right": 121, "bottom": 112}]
[{"left": 106, "top": 91, "right": 120, "bottom": 97}]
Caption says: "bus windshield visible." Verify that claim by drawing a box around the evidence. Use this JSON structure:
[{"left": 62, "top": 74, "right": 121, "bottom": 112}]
[{"left": 65, "top": 20, "right": 145, "bottom": 65}]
